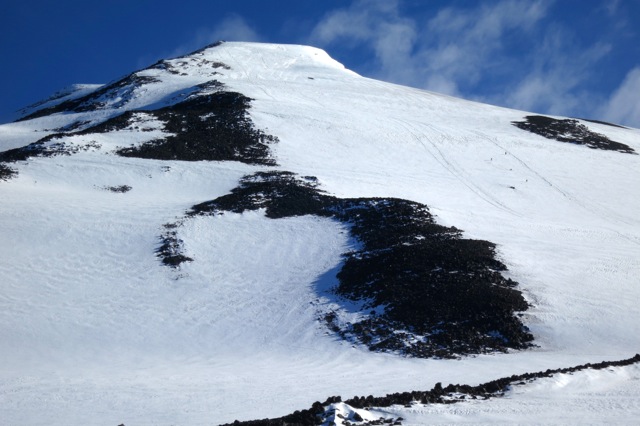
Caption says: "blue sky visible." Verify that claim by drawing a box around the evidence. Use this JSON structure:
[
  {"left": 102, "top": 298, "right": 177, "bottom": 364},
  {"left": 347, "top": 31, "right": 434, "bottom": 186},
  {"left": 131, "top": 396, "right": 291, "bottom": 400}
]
[{"left": 1, "top": 0, "right": 639, "bottom": 126}]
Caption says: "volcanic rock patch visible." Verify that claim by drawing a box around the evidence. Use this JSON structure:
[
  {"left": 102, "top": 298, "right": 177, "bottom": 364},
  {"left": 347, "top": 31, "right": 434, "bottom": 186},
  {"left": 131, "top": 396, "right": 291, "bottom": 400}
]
[
  {"left": 223, "top": 354, "right": 640, "bottom": 426},
  {"left": 18, "top": 74, "right": 162, "bottom": 121},
  {"left": 116, "top": 88, "right": 277, "bottom": 165},
  {"left": 0, "top": 164, "right": 15, "bottom": 180},
  {"left": 0, "top": 79, "right": 278, "bottom": 179},
  {"left": 512, "top": 115, "right": 635, "bottom": 154},
  {"left": 169, "top": 171, "right": 533, "bottom": 358}
]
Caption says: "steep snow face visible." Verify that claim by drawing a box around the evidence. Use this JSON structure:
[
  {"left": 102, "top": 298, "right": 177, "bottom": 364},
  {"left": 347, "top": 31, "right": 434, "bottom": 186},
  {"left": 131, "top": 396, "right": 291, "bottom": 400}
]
[
  {"left": 18, "top": 84, "right": 104, "bottom": 117},
  {"left": 0, "top": 42, "right": 639, "bottom": 425},
  {"left": 12, "top": 43, "right": 354, "bottom": 132},
  {"left": 372, "top": 364, "right": 640, "bottom": 425},
  {"left": 202, "top": 42, "right": 640, "bottom": 356}
]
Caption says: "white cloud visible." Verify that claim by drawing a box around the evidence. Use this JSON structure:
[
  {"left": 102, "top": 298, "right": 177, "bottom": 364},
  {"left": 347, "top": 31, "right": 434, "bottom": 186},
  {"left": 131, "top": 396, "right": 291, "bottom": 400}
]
[
  {"left": 499, "top": 29, "right": 611, "bottom": 116},
  {"left": 600, "top": 67, "right": 640, "bottom": 128},
  {"left": 310, "top": 0, "right": 421, "bottom": 89},
  {"left": 137, "top": 15, "right": 262, "bottom": 69},
  {"left": 604, "top": 0, "right": 621, "bottom": 17},
  {"left": 202, "top": 14, "right": 262, "bottom": 44},
  {"left": 310, "top": 0, "right": 634, "bottom": 124},
  {"left": 310, "top": 0, "right": 550, "bottom": 96},
  {"left": 167, "top": 15, "right": 262, "bottom": 59},
  {"left": 420, "top": 0, "right": 549, "bottom": 92}
]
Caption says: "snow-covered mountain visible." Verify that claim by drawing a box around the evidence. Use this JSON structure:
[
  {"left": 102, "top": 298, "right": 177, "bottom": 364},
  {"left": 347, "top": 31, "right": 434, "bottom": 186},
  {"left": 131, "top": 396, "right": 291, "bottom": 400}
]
[{"left": 1, "top": 41, "right": 639, "bottom": 425}]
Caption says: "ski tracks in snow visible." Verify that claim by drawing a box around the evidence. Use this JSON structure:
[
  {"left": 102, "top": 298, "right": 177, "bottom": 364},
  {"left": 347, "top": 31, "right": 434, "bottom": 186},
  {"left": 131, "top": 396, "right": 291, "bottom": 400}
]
[
  {"left": 392, "top": 117, "right": 522, "bottom": 217},
  {"left": 472, "top": 130, "right": 640, "bottom": 233},
  {"left": 471, "top": 130, "right": 569, "bottom": 197}
]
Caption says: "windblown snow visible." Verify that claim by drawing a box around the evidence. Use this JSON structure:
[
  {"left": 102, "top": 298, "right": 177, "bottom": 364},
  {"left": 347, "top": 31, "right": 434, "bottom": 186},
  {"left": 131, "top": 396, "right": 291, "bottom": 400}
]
[{"left": 0, "top": 42, "right": 639, "bottom": 425}]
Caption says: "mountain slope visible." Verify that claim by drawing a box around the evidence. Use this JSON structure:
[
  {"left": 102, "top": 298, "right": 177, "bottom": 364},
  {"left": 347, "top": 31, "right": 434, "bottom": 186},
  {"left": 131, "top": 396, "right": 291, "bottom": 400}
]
[{"left": 0, "top": 42, "right": 639, "bottom": 425}]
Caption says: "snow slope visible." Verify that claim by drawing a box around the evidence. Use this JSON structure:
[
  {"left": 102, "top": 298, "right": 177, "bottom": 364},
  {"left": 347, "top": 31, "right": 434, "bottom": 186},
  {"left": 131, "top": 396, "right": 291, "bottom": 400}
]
[
  {"left": 0, "top": 42, "right": 639, "bottom": 425},
  {"left": 349, "top": 363, "right": 640, "bottom": 425}
]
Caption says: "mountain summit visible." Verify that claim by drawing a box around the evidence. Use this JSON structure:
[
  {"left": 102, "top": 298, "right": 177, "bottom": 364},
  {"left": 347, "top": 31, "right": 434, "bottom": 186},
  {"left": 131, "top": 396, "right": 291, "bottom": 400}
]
[{"left": 1, "top": 42, "right": 639, "bottom": 424}]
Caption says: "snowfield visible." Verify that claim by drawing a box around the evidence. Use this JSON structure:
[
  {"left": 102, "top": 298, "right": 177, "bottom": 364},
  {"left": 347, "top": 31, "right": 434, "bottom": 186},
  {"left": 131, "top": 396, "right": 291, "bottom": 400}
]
[
  {"left": 360, "top": 364, "right": 640, "bottom": 425},
  {"left": 0, "top": 42, "right": 639, "bottom": 425}
]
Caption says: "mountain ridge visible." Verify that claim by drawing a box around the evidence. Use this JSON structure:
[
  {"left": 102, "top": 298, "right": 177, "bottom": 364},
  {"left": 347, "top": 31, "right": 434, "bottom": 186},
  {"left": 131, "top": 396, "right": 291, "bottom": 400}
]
[{"left": 1, "top": 41, "right": 639, "bottom": 424}]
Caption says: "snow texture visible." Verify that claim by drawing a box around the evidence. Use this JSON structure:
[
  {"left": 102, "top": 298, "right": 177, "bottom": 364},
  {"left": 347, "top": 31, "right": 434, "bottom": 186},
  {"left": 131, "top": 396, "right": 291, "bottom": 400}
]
[
  {"left": 0, "top": 42, "right": 639, "bottom": 425},
  {"left": 180, "top": 170, "right": 533, "bottom": 358}
]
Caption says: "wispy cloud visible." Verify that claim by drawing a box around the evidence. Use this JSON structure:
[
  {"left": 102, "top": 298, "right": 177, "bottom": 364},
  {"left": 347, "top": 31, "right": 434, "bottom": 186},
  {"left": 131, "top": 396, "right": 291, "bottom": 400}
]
[
  {"left": 600, "top": 67, "right": 640, "bottom": 127},
  {"left": 169, "top": 14, "right": 262, "bottom": 58},
  {"left": 421, "top": 0, "right": 549, "bottom": 94},
  {"left": 498, "top": 28, "right": 611, "bottom": 116},
  {"left": 201, "top": 14, "right": 262, "bottom": 44},
  {"left": 137, "top": 15, "right": 262, "bottom": 68},
  {"left": 604, "top": 0, "right": 621, "bottom": 17},
  {"left": 133, "top": 1, "right": 638, "bottom": 127},
  {"left": 309, "top": 0, "right": 640, "bottom": 125},
  {"left": 310, "top": 0, "right": 550, "bottom": 97},
  {"left": 311, "top": 0, "right": 418, "bottom": 83}
]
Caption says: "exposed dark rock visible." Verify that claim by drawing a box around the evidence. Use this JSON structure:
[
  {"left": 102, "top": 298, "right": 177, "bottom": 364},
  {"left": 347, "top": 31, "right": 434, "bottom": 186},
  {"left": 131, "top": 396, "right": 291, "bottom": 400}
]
[
  {"left": 0, "top": 134, "right": 99, "bottom": 180},
  {"left": 116, "top": 89, "right": 277, "bottom": 165},
  {"left": 0, "top": 164, "right": 16, "bottom": 180},
  {"left": 345, "top": 353, "right": 640, "bottom": 408},
  {"left": 183, "top": 171, "right": 533, "bottom": 358},
  {"left": 512, "top": 115, "right": 635, "bottom": 154},
  {"left": 149, "top": 57, "right": 230, "bottom": 76},
  {"left": 17, "top": 43, "right": 229, "bottom": 122},
  {"left": 48, "top": 120, "right": 93, "bottom": 132},
  {"left": 0, "top": 137, "right": 101, "bottom": 166},
  {"left": 189, "top": 171, "right": 327, "bottom": 218},
  {"left": 19, "top": 86, "right": 91, "bottom": 115},
  {"left": 0, "top": 139, "right": 60, "bottom": 163},
  {"left": 1, "top": 79, "right": 277, "bottom": 180},
  {"left": 103, "top": 185, "right": 132, "bottom": 193},
  {"left": 18, "top": 75, "right": 162, "bottom": 121},
  {"left": 222, "top": 354, "right": 640, "bottom": 425},
  {"left": 16, "top": 43, "right": 232, "bottom": 122},
  {"left": 156, "top": 224, "right": 193, "bottom": 267},
  {"left": 177, "top": 41, "right": 225, "bottom": 58}
]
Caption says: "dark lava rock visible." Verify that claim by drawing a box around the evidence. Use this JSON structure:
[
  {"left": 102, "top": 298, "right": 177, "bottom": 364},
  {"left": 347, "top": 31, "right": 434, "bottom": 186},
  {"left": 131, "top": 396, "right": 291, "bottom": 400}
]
[
  {"left": 223, "top": 354, "right": 640, "bottom": 425},
  {"left": 17, "top": 42, "right": 228, "bottom": 122},
  {"left": 0, "top": 79, "right": 278, "bottom": 180},
  {"left": 512, "top": 115, "right": 635, "bottom": 154},
  {"left": 18, "top": 74, "right": 162, "bottom": 121},
  {"left": 156, "top": 225, "right": 194, "bottom": 267},
  {"left": 104, "top": 185, "right": 132, "bottom": 193},
  {"left": 182, "top": 171, "right": 533, "bottom": 358},
  {"left": 116, "top": 89, "right": 278, "bottom": 165},
  {"left": 0, "top": 136, "right": 102, "bottom": 170},
  {"left": 0, "top": 164, "right": 16, "bottom": 180}
]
